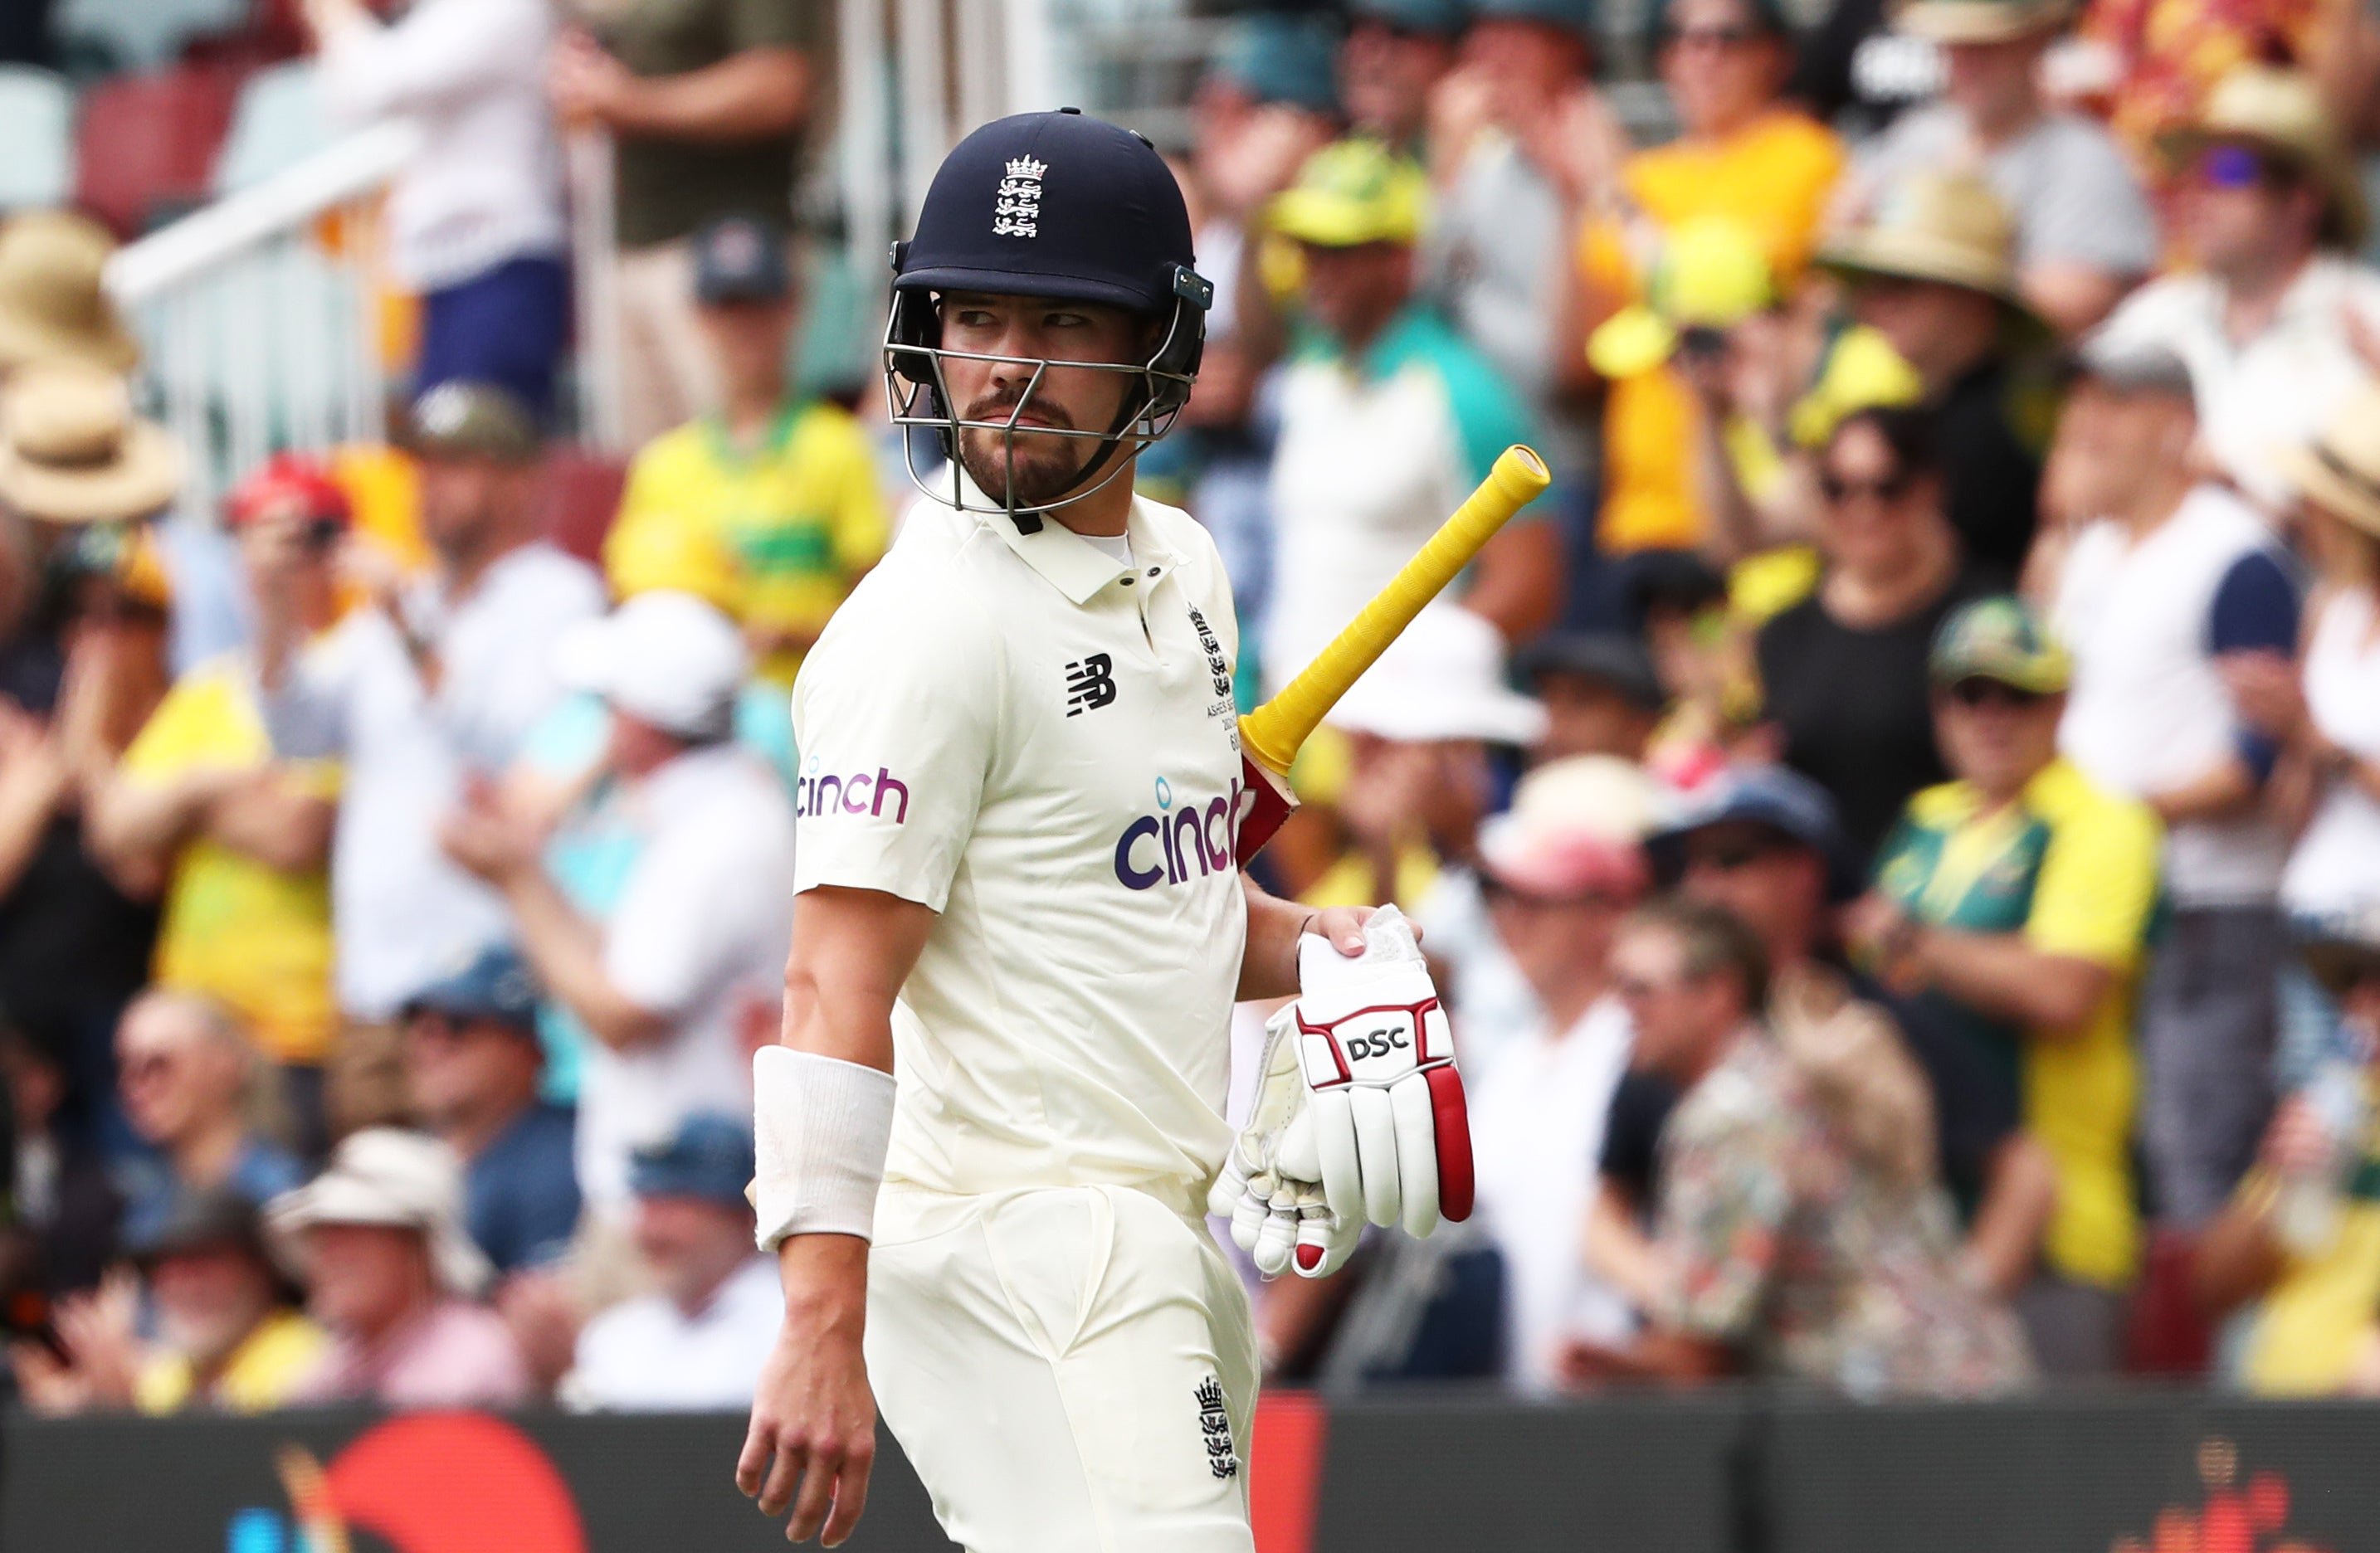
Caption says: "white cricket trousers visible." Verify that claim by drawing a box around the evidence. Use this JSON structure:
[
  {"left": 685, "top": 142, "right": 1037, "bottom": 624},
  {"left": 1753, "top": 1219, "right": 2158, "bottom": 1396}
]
[{"left": 867, "top": 1181, "right": 1261, "bottom": 1553}]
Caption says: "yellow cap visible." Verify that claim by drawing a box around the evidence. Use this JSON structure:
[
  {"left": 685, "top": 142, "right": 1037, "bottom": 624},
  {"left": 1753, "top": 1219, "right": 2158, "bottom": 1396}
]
[
  {"left": 1270, "top": 139, "right": 1431, "bottom": 249},
  {"left": 1585, "top": 218, "right": 1774, "bottom": 379}
]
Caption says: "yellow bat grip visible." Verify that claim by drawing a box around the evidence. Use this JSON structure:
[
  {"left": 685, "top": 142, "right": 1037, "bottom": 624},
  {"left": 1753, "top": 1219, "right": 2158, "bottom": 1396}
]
[{"left": 1240, "top": 444, "right": 1550, "bottom": 775}]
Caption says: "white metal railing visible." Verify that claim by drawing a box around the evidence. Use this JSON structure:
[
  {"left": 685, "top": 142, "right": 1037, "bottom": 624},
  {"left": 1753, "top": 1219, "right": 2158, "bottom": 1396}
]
[{"left": 105, "top": 119, "right": 420, "bottom": 522}]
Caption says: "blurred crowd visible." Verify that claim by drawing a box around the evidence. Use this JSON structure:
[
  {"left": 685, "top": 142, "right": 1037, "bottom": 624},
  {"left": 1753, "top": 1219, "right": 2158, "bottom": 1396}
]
[{"left": 3, "top": 0, "right": 2380, "bottom": 1423}]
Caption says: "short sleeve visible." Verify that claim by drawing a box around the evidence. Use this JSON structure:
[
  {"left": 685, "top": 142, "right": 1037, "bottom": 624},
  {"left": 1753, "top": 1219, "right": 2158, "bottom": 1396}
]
[
  {"left": 1652, "top": 1107, "right": 1791, "bottom": 1342},
  {"left": 2025, "top": 790, "right": 2161, "bottom": 971},
  {"left": 118, "top": 676, "right": 214, "bottom": 785},
  {"left": 728, "top": 0, "right": 817, "bottom": 49},
  {"left": 789, "top": 574, "right": 1002, "bottom": 911}
]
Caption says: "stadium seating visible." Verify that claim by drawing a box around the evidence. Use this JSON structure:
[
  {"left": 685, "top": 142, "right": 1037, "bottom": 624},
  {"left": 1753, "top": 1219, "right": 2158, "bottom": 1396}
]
[
  {"left": 55, "top": 0, "right": 249, "bottom": 72},
  {"left": 74, "top": 64, "right": 241, "bottom": 236},
  {"left": 541, "top": 451, "right": 630, "bottom": 567},
  {"left": 212, "top": 59, "right": 322, "bottom": 193},
  {"left": 0, "top": 67, "right": 74, "bottom": 212}
]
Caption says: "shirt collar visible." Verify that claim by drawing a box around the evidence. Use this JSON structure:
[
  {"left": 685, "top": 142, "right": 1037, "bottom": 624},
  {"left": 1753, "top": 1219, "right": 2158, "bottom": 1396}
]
[{"left": 960, "top": 470, "right": 1178, "bottom": 606}]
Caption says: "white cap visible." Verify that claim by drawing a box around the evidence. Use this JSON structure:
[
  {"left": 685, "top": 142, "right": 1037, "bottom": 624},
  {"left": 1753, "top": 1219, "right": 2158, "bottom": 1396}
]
[
  {"left": 265, "top": 1128, "right": 491, "bottom": 1297},
  {"left": 1324, "top": 603, "right": 1547, "bottom": 747},
  {"left": 554, "top": 591, "right": 748, "bottom": 740},
  {"left": 1475, "top": 755, "right": 1673, "bottom": 898}
]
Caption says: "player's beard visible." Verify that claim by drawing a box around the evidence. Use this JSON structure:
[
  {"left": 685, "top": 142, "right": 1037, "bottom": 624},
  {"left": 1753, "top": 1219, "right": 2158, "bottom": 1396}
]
[{"left": 956, "top": 392, "right": 1097, "bottom": 510}]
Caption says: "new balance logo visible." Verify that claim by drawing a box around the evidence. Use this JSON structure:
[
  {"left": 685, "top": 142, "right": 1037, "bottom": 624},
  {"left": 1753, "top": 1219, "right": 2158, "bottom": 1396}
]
[
  {"left": 1194, "top": 1377, "right": 1238, "bottom": 1480},
  {"left": 1064, "top": 654, "right": 1117, "bottom": 717}
]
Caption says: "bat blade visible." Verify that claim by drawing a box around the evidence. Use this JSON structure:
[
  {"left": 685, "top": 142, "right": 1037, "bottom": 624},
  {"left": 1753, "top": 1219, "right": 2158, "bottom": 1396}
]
[{"left": 1231, "top": 444, "right": 1551, "bottom": 864}]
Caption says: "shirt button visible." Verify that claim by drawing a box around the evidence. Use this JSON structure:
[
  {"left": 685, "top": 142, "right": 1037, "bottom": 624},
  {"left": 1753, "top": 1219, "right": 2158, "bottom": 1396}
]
[
  {"left": 1120, "top": 577, "right": 1134, "bottom": 587},
  {"left": 1146, "top": 567, "right": 1159, "bottom": 577}
]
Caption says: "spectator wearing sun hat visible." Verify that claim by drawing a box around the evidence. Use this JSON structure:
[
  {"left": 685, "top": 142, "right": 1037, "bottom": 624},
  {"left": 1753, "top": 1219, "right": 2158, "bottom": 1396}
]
[
  {"left": 1846, "top": 0, "right": 2156, "bottom": 336},
  {"left": 1465, "top": 756, "right": 1665, "bottom": 1390},
  {"left": 0, "top": 211, "right": 139, "bottom": 378},
  {"left": 1265, "top": 138, "right": 1561, "bottom": 696},
  {"left": 1853, "top": 596, "right": 2161, "bottom": 1374},
  {"left": 440, "top": 591, "right": 793, "bottom": 1220},
  {"left": 2093, "top": 66, "right": 2380, "bottom": 516},
  {"left": 272, "top": 1128, "right": 531, "bottom": 1408},
  {"left": 1814, "top": 170, "right": 2060, "bottom": 576}
]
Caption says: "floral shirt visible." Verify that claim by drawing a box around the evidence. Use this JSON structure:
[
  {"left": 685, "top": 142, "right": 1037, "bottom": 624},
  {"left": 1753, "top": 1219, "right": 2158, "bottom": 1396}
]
[{"left": 1653, "top": 1032, "right": 2034, "bottom": 1398}]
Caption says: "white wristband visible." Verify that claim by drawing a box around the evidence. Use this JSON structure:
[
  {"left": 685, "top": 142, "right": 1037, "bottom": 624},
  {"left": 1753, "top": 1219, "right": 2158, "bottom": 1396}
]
[{"left": 751, "top": 1046, "right": 897, "bottom": 1250}]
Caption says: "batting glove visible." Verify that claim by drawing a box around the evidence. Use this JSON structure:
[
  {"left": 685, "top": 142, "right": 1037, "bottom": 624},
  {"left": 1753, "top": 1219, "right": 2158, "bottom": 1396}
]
[{"left": 1275, "top": 905, "right": 1473, "bottom": 1240}]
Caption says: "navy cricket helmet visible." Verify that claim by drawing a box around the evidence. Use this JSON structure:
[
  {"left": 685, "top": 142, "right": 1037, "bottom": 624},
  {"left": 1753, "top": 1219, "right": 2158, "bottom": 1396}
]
[{"left": 885, "top": 108, "right": 1213, "bottom": 529}]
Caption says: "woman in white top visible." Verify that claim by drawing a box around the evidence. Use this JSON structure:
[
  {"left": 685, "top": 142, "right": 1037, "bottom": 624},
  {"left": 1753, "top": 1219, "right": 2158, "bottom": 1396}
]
[
  {"left": 307, "top": 0, "right": 569, "bottom": 424},
  {"left": 2227, "top": 382, "right": 2380, "bottom": 1084}
]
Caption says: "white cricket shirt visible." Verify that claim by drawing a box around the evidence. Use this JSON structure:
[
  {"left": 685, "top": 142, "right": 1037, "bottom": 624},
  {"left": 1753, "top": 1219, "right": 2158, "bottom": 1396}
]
[{"left": 792, "top": 481, "right": 1249, "bottom": 1215}]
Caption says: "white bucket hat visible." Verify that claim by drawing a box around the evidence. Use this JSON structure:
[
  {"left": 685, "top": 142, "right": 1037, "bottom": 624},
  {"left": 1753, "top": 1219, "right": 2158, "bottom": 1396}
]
[
  {"left": 1325, "top": 602, "right": 1548, "bottom": 747},
  {"left": 553, "top": 589, "right": 748, "bottom": 742},
  {"left": 266, "top": 1128, "right": 490, "bottom": 1297}
]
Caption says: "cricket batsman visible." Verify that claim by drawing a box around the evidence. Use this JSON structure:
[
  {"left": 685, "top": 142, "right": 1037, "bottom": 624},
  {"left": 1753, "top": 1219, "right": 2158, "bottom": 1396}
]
[{"left": 735, "top": 109, "right": 1475, "bottom": 1551}]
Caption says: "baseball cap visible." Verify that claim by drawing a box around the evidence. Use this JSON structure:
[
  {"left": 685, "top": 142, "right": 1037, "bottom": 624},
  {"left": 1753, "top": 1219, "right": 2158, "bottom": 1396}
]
[
  {"left": 401, "top": 942, "right": 541, "bottom": 1035},
  {"left": 1212, "top": 12, "right": 1344, "bottom": 114},
  {"left": 1514, "top": 631, "right": 1666, "bottom": 711},
  {"left": 1647, "top": 763, "right": 1859, "bottom": 898},
  {"left": 2066, "top": 329, "right": 2197, "bottom": 403},
  {"left": 1270, "top": 139, "right": 1431, "bottom": 249},
  {"left": 553, "top": 591, "right": 748, "bottom": 742},
  {"left": 1587, "top": 217, "right": 1775, "bottom": 380},
  {"left": 693, "top": 214, "right": 791, "bottom": 305},
  {"left": 227, "top": 452, "right": 351, "bottom": 530},
  {"left": 1477, "top": 755, "right": 1667, "bottom": 898},
  {"left": 407, "top": 380, "right": 541, "bottom": 464},
  {"left": 1929, "top": 595, "right": 2071, "bottom": 694},
  {"left": 1351, "top": 0, "right": 1470, "bottom": 34},
  {"left": 630, "top": 1112, "right": 756, "bottom": 1209}
]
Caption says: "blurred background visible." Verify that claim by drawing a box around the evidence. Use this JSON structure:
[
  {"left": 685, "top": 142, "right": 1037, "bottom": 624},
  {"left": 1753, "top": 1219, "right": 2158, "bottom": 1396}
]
[{"left": 2, "top": 0, "right": 2380, "bottom": 1547}]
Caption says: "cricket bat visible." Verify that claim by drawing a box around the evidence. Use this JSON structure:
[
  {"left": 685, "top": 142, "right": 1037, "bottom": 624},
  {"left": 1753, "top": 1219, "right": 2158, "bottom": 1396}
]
[{"left": 1233, "top": 445, "right": 1551, "bottom": 864}]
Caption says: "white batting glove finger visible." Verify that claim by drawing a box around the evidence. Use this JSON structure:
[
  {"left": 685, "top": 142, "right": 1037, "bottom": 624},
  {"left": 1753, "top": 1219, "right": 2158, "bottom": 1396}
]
[
  {"left": 1349, "top": 1084, "right": 1402, "bottom": 1228},
  {"left": 1388, "top": 1073, "right": 1442, "bottom": 1239},
  {"left": 1207, "top": 1146, "right": 1254, "bottom": 1224},
  {"left": 1251, "top": 1185, "right": 1301, "bottom": 1277},
  {"left": 1308, "top": 1086, "right": 1364, "bottom": 1226},
  {"left": 1228, "top": 1171, "right": 1275, "bottom": 1255}
]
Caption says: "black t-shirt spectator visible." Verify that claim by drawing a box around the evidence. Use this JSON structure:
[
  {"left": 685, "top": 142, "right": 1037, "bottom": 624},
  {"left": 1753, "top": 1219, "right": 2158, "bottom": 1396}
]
[
  {"left": 1599, "top": 1069, "right": 1681, "bottom": 1214},
  {"left": 1936, "top": 358, "right": 2055, "bottom": 575},
  {"left": 1756, "top": 563, "right": 2008, "bottom": 865}
]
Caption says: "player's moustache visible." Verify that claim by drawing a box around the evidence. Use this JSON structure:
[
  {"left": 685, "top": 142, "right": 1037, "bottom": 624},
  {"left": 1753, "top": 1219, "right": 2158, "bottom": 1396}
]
[{"left": 964, "top": 387, "right": 1074, "bottom": 430}]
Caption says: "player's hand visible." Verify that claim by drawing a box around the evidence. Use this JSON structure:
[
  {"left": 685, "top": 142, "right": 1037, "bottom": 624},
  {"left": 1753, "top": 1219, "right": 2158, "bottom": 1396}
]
[
  {"left": 738, "top": 1236, "right": 877, "bottom": 1546},
  {"left": 1278, "top": 905, "right": 1473, "bottom": 1239}
]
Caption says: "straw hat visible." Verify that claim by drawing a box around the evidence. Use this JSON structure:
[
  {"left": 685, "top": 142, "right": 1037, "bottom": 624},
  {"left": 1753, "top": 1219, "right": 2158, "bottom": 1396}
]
[
  {"left": 266, "top": 1128, "right": 492, "bottom": 1297},
  {"left": 2157, "top": 66, "right": 2367, "bottom": 251},
  {"left": 0, "top": 211, "right": 140, "bottom": 374},
  {"left": 0, "top": 362, "right": 183, "bottom": 523},
  {"left": 1817, "top": 170, "right": 2036, "bottom": 317},
  {"left": 1894, "top": 0, "right": 2073, "bottom": 44},
  {"left": 2276, "top": 381, "right": 2380, "bottom": 539}
]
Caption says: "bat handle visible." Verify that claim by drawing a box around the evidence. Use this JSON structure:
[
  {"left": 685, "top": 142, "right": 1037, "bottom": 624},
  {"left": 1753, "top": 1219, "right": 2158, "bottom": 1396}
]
[{"left": 1241, "top": 445, "right": 1549, "bottom": 774}]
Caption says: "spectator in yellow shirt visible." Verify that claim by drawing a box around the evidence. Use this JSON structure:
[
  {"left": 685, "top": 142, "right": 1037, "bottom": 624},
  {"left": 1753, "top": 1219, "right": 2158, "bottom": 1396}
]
[
  {"left": 85, "top": 458, "right": 348, "bottom": 1151},
  {"left": 1556, "top": 0, "right": 1844, "bottom": 559},
  {"left": 602, "top": 214, "right": 890, "bottom": 689},
  {"left": 10, "top": 1185, "right": 327, "bottom": 1417}
]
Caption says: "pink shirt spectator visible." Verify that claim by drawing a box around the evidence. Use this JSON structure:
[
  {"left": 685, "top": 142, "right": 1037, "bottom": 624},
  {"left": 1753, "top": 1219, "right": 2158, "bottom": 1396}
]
[{"left": 291, "top": 1297, "right": 530, "bottom": 1409}]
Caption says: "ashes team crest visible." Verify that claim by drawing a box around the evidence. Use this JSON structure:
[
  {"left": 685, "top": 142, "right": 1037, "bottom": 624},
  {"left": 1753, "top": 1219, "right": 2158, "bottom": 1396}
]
[{"left": 995, "top": 156, "right": 1046, "bottom": 238}]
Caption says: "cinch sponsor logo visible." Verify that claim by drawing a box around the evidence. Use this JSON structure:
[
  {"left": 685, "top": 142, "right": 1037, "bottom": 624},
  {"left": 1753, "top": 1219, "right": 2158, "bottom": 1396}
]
[
  {"left": 1114, "top": 775, "right": 1243, "bottom": 890},
  {"left": 797, "top": 762, "right": 910, "bottom": 822}
]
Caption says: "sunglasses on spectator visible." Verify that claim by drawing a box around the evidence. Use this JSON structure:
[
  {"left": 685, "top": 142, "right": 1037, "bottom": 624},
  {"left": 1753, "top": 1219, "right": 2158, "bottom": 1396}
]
[
  {"left": 1666, "top": 23, "right": 1761, "bottom": 47},
  {"left": 1686, "top": 836, "right": 1788, "bottom": 873},
  {"left": 2197, "top": 144, "right": 2278, "bottom": 191},
  {"left": 1944, "top": 678, "right": 2047, "bottom": 710},
  {"left": 1819, "top": 470, "right": 1913, "bottom": 505}
]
